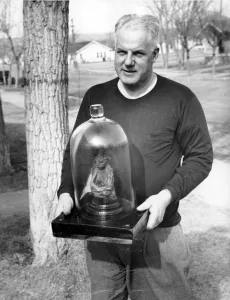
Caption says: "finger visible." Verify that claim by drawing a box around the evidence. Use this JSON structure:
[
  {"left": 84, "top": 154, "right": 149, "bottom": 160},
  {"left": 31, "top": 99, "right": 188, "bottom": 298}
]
[
  {"left": 63, "top": 207, "right": 71, "bottom": 215},
  {"left": 55, "top": 204, "right": 63, "bottom": 217},
  {"left": 137, "top": 199, "right": 152, "bottom": 211},
  {"left": 146, "top": 212, "right": 159, "bottom": 230},
  {"left": 63, "top": 203, "right": 72, "bottom": 215}
]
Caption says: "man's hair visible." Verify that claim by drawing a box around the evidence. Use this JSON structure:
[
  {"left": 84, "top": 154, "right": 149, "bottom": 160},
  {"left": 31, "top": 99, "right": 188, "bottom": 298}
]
[{"left": 114, "top": 14, "right": 160, "bottom": 46}]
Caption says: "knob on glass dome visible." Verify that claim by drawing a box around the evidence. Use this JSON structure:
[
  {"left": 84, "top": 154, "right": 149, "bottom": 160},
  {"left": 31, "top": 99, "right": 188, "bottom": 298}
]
[{"left": 90, "top": 104, "right": 104, "bottom": 118}]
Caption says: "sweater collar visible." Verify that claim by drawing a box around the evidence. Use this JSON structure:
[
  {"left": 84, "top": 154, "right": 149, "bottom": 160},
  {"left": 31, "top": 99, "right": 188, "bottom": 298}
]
[{"left": 117, "top": 72, "right": 158, "bottom": 99}]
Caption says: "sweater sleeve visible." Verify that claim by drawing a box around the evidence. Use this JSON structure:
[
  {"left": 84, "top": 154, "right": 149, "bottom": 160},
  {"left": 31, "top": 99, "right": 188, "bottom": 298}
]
[
  {"left": 57, "top": 90, "right": 91, "bottom": 199},
  {"left": 163, "top": 94, "right": 213, "bottom": 203}
]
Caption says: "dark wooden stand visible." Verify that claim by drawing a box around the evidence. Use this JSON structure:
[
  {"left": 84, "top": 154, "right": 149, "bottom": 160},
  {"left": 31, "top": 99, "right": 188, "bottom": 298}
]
[{"left": 52, "top": 209, "right": 149, "bottom": 244}]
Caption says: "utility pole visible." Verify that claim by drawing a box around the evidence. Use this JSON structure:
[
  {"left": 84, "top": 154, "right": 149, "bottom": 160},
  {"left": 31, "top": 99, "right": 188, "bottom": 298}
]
[
  {"left": 70, "top": 18, "right": 75, "bottom": 43},
  {"left": 220, "top": 0, "right": 223, "bottom": 15}
]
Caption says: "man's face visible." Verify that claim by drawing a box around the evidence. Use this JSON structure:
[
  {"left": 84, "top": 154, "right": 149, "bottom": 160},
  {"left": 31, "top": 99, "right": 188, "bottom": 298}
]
[{"left": 115, "top": 27, "right": 156, "bottom": 91}]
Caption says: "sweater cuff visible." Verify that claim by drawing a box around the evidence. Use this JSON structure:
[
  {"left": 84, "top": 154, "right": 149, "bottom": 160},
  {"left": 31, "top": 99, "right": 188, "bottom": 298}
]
[
  {"left": 162, "top": 184, "right": 179, "bottom": 204},
  {"left": 57, "top": 185, "right": 75, "bottom": 201}
]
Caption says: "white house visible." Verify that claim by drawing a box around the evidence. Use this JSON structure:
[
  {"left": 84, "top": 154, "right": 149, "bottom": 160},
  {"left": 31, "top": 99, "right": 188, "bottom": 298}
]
[{"left": 75, "top": 41, "right": 114, "bottom": 63}]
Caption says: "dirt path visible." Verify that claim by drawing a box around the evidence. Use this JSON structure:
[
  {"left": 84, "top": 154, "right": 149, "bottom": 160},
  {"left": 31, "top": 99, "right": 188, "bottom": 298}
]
[
  {"left": 191, "top": 159, "right": 230, "bottom": 210},
  {"left": 0, "top": 89, "right": 24, "bottom": 109}
]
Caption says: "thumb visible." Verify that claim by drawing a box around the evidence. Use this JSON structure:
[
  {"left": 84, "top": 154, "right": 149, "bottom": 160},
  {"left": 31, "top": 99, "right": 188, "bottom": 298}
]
[
  {"left": 137, "top": 198, "right": 152, "bottom": 211},
  {"left": 55, "top": 202, "right": 63, "bottom": 217}
]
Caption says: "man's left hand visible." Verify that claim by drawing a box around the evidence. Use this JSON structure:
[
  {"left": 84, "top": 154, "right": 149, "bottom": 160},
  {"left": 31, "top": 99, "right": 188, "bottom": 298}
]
[{"left": 137, "top": 190, "right": 172, "bottom": 230}]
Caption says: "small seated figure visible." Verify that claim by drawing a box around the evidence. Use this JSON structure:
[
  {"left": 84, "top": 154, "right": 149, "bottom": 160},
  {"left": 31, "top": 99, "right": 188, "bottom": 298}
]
[{"left": 81, "top": 154, "right": 117, "bottom": 203}]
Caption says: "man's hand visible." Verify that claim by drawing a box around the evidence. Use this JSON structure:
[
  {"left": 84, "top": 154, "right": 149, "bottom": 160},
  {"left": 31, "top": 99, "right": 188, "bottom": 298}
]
[
  {"left": 137, "top": 190, "right": 172, "bottom": 230},
  {"left": 56, "top": 193, "right": 74, "bottom": 216}
]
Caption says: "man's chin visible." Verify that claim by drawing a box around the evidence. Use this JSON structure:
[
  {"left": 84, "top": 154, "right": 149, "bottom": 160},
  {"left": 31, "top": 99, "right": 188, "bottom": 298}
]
[{"left": 119, "top": 75, "right": 138, "bottom": 86}]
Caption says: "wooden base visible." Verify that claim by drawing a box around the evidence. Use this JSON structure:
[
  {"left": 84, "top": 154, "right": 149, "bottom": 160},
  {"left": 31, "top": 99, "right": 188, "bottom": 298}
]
[{"left": 52, "top": 209, "right": 149, "bottom": 244}]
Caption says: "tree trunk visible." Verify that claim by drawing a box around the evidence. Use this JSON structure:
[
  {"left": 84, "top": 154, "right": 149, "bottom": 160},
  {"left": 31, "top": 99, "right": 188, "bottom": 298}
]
[
  {"left": 23, "top": 0, "right": 70, "bottom": 265},
  {"left": 212, "top": 48, "right": 216, "bottom": 75},
  {"left": 2, "top": 63, "right": 6, "bottom": 85},
  {"left": 8, "top": 62, "right": 12, "bottom": 86},
  {"left": 164, "top": 27, "right": 169, "bottom": 69},
  {"left": 171, "top": 40, "right": 182, "bottom": 69},
  {"left": 186, "top": 50, "right": 190, "bottom": 76},
  {"left": 182, "top": 47, "right": 185, "bottom": 69},
  {"left": 164, "top": 47, "right": 169, "bottom": 69},
  {"left": 159, "top": 42, "right": 166, "bottom": 68},
  {"left": 15, "top": 60, "right": 20, "bottom": 88},
  {"left": 0, "top": 95, "right": 13, "bottom": 176}
]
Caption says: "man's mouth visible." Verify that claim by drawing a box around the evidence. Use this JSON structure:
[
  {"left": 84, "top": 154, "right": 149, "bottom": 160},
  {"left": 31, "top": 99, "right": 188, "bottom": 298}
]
[{"left": 122, "top": 69, "right": 136, "bottom": 74}]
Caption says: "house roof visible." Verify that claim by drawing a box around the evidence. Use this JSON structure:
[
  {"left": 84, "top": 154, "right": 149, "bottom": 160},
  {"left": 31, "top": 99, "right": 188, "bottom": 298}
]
[
  {"left": 68, "top": 41, "right": 90, "bottom": 54},
  {"left": 75, "top": 41, "right": 113, "bottom": 54},
  {"left": 198, "top": 22, "right": 223, "bottom": 36}
]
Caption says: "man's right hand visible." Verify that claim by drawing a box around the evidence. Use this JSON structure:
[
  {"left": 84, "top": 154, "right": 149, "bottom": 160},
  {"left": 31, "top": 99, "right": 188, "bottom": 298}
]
[{"left": 56, "top": 193, "right": 74, "bottom": 216}]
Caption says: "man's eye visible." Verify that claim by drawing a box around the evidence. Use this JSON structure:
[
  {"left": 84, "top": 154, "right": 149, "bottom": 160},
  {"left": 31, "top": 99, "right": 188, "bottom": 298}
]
[
  {"left": 117, "top": 50, "right": 126, "bottom": 55},
  {"left": 135, "top": 52, "right": 144, "bottom": 57}
]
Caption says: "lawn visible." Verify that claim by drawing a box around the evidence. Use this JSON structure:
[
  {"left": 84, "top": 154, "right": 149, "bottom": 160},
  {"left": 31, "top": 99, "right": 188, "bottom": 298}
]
[{"left": 0, "top": 63, "right": 230, "bottom": 299}]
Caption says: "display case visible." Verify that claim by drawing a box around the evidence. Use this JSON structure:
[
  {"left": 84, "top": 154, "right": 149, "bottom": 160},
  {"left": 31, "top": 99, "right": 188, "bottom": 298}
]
[
  {"left": 52, "top": 104, "right": 148, "bottom": 244},
  {"left": 71, "top": 104, "right": 135, "bottom": 221}
]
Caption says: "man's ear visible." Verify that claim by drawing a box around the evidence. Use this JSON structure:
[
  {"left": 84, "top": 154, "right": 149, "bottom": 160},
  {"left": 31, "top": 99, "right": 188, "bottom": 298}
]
[{"left": 152, "top": 47, "right": 159, "bottom": 62}]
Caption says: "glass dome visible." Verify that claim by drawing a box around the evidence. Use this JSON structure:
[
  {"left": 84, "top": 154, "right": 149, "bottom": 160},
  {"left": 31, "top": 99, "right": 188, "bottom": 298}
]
[{"left": 70, "top": 104, "right": 135, "bottom": 223}]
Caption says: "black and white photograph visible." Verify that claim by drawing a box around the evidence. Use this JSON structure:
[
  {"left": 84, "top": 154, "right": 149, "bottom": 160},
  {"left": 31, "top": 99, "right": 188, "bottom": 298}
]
[{"left": 0, "top": 0, "right": 229, "bottom": 299}]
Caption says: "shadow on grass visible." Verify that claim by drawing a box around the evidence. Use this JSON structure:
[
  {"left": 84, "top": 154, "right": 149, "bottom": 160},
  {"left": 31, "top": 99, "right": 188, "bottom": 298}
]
[
  {"left": 5, "top": 123, "right": 27, "bottom": 168},
  {"left": 0, "top": 212, "right": 33, "bottom": 265},
  {"left": 0, "top": 123, "right": 28, "bottom": 193},
  {"left": 188, "top": 226, "right": 230, "bottom": 300}
]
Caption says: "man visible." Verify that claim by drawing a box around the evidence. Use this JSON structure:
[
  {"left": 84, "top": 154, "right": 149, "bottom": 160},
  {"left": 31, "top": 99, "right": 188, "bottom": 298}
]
[{"left": 57, "top": 14, "right": 213, "bottom": 300}]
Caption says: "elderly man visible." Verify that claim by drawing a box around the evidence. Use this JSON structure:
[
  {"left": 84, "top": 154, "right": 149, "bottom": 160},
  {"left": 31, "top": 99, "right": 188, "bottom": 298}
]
[{"left": 57, "top": 14, "right": 213, "bottom": 300}]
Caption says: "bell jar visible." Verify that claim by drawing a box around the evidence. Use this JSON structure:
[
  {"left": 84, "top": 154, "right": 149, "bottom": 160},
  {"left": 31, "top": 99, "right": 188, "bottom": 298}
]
[{"left": 70, "top": 104, "right": 135, "bottom": 223}]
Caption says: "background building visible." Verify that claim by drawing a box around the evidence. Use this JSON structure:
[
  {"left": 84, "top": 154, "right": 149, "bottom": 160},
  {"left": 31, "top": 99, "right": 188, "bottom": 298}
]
[{"left": 74, "top": 40, "right": 114, "bottom": 63}]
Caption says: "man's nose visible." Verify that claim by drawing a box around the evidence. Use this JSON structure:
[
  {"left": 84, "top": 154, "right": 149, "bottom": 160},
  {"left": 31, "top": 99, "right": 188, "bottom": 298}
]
[{"left": 124, "top": 51, "right": 134, "bottom": 66}]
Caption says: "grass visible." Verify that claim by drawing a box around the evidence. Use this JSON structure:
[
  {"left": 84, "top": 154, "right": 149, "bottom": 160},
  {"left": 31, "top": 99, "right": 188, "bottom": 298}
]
[
  {"left": 0, "top": 213, "right": 90, "bottom": 300},
  {"left": 0, "top": 122, "right": 27, "bottom": 193},
  {"left": 208, "top": 121, "right": 230, "bottom": 162},
  {"left": 0, "top": 213, "right": 33, "bottom": 264},
  {"left": 179, "top": 196, "right": 230, "bottom": 300}
]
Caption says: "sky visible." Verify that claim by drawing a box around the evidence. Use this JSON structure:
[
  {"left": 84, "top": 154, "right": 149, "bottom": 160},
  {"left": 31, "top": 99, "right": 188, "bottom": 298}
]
[
  {"left": 69, "top": 0, "right": 230, "bottom": 34},
  {"left": 69, "top": 0, "right": 151, "bottom": 34},
  {"left": 4, "top": 0, "right": 230, "bottom": 37}
]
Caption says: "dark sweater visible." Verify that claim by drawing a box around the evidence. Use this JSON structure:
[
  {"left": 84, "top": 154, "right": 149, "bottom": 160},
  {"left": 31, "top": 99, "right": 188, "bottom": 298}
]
[{"left": 57, "top": 75, "right": 213, "bottom": 227}]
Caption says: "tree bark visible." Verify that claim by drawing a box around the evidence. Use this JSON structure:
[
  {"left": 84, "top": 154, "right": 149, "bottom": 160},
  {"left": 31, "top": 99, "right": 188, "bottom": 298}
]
[
  {"left": 182, "top": 47, "right": 185, "bottom": 69},
  {"left": 186, "top": 50, "right": 190, "bottom": 75},
  {"left": 15, "top": 60, "right": 20, "bottom": 88},
  {"left": 23, "top": 0, "right": 70, "bottom": 265},
  {"left": 164, "top": 46, "right": 169, "bottom": 69},
  {"left": 6, "top": 35, "right": 23, "bottom": 88},
  {"left": 0, "top": 95, "right": 13, "bottom": 176},
  {"left": 172, "top": 41, "right": 182, "bottom": 69},
  {"left": 8, "top": 62, "right": 12, "bottom": 86},
  {"left": 159, "top": 42, "right": 166, "bottom": 68},
  {"left": 212, "top": 49, "right": 216, "bottom": 75},
  {"left": 2, "top": 63, "right": 6, "bottom": 85},
  {"left": 164, "top": 22, "right": 169, "bottom": 69}
]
